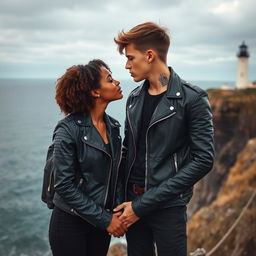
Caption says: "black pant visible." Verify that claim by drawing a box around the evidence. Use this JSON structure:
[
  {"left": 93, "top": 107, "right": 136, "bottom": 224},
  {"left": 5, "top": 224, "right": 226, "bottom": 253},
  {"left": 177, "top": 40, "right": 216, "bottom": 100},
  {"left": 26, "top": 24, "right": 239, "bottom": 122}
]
[
  {"left": 126, "top": 188, "right": 187, "bottom": 256},
  {"left": 49, "top": 206, "right": 111, "bottom": 256}
]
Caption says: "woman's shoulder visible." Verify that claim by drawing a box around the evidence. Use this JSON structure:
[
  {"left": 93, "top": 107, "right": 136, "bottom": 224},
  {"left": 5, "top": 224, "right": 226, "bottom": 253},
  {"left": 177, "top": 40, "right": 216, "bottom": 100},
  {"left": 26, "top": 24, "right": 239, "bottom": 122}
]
[
  {"left": 54, "top": 113, "right": 89, "bottom": 138},
  {"left": 105, "top": 114, "right": 121, "bottom": 128}
]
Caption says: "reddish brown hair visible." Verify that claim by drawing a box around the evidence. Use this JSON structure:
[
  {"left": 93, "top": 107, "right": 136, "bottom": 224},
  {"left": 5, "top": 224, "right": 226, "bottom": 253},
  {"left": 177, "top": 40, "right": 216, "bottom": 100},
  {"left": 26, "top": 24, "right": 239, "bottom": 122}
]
[
  {"left": 55, "top": 59, "right": 110, "bottom": 115},
  {"left": 114, "top": 22, "right": 170, "bottom": 63}
]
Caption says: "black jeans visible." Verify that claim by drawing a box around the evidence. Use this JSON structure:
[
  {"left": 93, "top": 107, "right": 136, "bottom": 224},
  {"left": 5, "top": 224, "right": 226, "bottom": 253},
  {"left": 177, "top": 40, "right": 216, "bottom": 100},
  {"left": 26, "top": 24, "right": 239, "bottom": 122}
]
[
  {"left": 49, "top": 206, "right": 111, "bottom": 256},
  {"left": 126, "top": 188, "right": 187, "bottom": 256}
]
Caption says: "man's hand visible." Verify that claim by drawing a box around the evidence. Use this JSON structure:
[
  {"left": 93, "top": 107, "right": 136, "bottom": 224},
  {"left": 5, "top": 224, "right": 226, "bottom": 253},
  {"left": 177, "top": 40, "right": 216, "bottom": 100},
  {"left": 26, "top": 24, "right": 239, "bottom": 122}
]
[
  {"left": 106, "top": 213, "right": 127, "bottom": 238},
  {"left": 114, "top": 201, "right": 139, "bottom": 227}
]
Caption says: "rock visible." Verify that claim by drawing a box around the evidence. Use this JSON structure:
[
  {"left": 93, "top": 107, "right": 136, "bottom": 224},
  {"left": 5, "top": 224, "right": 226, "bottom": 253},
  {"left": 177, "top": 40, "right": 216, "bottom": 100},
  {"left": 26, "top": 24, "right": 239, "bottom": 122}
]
[
  {"left": 107, "top": 242, "right": 127, "bottom": 256},
  {"left": 188, "top": 88, "right": 256, "bottom": 217},
  {"left": 188, "top": 138, "right": 256, "bottom": 256}
]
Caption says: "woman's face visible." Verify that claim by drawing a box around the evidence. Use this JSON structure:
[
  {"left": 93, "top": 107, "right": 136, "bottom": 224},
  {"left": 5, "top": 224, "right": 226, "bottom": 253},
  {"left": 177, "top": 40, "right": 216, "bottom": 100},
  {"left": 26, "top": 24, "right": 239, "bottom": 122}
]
[{"left": 97, "top": 67, "right": 123, "bottom": 102}]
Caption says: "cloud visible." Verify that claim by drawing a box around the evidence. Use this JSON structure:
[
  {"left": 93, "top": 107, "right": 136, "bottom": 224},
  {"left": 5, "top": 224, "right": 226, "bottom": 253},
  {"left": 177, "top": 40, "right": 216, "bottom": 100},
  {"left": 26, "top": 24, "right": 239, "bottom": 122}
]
[{"left": 0, "top": 0, "right": 255, "bottom": 80}]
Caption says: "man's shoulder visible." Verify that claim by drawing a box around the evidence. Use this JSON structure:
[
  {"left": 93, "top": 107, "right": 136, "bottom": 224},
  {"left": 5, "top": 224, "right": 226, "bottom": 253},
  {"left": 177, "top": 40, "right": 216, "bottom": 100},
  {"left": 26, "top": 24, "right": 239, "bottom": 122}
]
[{"left": 180, "top": 79, "right": 208, "bottom": 99}]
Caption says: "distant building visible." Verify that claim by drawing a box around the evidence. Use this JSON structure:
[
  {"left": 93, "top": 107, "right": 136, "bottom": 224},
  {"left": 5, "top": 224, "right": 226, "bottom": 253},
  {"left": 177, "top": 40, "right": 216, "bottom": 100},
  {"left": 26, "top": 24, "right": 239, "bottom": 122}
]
[
  {"left": 221, "top": 83, "right": 231, "bottom": 90},
  {"left": 236, "top": 42, "right": 250, "bottom": 89}
]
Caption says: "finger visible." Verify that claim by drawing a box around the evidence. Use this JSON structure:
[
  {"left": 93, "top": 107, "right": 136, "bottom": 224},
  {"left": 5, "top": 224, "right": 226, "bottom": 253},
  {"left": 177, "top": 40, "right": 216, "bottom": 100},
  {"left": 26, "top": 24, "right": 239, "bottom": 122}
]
[
  {"left": 119, "top": 215, "right": 127, "bottom": 221},
  {"left": 113, "top": 211, "right": 122, "bottom": 217},
  {"left": 121, "top": 223, "right": 128, "bottom": 231},
  {"left": 113, "top": 203, "right": 125, "bottom": 211},
  {"left": 127, "top": 223, "right": 133, "bottom": 228}
]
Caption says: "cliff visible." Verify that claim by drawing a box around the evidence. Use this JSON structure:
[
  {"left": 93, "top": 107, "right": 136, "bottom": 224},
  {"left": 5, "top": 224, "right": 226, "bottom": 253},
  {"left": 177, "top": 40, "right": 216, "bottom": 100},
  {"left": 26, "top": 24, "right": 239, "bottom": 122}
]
[
  {"left": 188, "top": 137, "right": 256, "bottom": 255},
  {"left": 188, "top": 88, "right": 256, "bottom": 217},
  {"left": 108, "top": 88, "right": 256, "bottom": 256}
]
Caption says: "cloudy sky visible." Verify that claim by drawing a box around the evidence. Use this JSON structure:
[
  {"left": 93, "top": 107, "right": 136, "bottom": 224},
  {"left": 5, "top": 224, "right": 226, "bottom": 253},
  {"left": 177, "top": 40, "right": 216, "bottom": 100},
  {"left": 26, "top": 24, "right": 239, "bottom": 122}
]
[{"left": 0, "top": 0, "right": 255, "bottom": 82}]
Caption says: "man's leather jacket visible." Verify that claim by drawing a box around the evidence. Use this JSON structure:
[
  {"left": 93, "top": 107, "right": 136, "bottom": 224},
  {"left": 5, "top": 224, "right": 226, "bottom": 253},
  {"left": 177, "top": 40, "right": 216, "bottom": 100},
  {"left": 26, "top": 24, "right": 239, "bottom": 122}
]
[
  {"left": 121, "top": 67, "right": 215, "bottom": 217},
  {"left": 52, "top": 113, "right": 122, "bottom": 229}
]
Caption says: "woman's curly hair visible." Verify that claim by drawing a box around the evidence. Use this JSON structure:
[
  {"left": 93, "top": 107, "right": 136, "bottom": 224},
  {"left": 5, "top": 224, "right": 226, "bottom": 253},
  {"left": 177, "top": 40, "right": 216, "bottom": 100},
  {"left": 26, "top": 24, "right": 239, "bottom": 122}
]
[{"left": 55, "top": 59, "right": 110, "bottom": 115}]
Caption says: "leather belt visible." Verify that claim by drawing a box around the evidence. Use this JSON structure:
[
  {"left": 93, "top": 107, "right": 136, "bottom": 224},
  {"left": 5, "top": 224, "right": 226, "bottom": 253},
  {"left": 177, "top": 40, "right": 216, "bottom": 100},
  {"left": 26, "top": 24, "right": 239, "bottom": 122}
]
[{"left": 131, "top": 183, "right": 145, "bottom": 195}]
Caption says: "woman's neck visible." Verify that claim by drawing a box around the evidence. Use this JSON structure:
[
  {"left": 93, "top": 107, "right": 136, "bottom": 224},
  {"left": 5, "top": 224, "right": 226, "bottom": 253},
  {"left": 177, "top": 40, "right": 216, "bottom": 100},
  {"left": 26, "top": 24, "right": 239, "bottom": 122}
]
[{"left": 90, "top": 101, "right": 107, "bottom": 125}]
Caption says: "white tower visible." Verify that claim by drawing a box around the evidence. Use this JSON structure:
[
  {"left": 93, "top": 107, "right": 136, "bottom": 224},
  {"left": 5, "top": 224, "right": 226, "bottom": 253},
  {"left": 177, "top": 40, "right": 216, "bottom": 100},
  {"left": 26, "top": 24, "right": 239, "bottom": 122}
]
[{"left": 236, "top": 42, "right": 249, "bottom": 89}]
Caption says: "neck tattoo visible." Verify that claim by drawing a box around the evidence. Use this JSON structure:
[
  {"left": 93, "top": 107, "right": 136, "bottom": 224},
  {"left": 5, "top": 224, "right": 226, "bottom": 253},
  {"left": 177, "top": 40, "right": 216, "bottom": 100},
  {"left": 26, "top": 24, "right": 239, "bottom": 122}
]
[{"left": 159, "top": 74, "right": 168, "bottom": 87}]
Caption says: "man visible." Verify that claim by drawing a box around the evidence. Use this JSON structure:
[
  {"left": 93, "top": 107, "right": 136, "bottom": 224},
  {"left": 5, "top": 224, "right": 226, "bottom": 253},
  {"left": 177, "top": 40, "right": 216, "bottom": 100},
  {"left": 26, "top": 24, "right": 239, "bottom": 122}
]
[{"left": 113, "top": 22, "right": 214, "bottom": 256}]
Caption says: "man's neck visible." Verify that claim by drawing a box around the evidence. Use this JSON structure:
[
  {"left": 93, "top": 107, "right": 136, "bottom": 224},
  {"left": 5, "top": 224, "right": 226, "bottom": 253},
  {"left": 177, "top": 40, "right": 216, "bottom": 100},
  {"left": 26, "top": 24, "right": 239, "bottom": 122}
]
[{"left": 147, "top": 63, "right": 170, "bottom": 95}]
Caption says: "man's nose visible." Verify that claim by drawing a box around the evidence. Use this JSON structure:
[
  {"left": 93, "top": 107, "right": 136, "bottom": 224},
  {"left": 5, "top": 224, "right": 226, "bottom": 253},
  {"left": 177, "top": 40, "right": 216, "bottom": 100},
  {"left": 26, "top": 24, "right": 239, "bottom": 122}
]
[{"left": 125, "top": 61, "right": 131, "bottom": 69}]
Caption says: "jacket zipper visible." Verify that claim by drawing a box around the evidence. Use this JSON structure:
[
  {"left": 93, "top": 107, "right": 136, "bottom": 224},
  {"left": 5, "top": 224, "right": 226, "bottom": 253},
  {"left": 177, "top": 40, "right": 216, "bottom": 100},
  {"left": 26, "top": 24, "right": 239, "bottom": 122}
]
[
  {"left": 125, "top": 106, "right": 137, "bottom": 200},
  {"left": 77, "top": 178, "right": 84, "bottom": 188},
  {"left": 47, "top": 168, "right": 54, "bottom": 192},
  {"left": 112, "top": 145, "right": 122, "bottom": 208},
  {"left": 70, "top": 208, "right": 96, "bottom": 227},
  {"left": 173, "top": 153, "right": 178, "bottom": 173},
  {"left": 145, "top": 112, "right": 176, "bottom": 190},
  {"left": 83, "top": 141, "right": 112, "bottom": 208}
]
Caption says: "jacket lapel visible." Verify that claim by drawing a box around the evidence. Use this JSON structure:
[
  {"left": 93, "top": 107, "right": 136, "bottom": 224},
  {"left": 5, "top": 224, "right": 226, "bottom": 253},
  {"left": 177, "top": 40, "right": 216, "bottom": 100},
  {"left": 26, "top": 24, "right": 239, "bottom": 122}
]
[
  {"left": 149, "top": 67, "right": 183, "bottom": 125},
  {"left": 127, "top": 82, "right": 146, "bottom": 143}
]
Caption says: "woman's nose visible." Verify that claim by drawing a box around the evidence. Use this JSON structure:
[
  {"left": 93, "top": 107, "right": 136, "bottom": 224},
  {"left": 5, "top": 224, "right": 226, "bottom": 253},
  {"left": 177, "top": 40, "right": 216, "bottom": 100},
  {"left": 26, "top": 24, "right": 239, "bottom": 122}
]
[{"left": 115, "top": 80, "right": 120, "bottom": 86}]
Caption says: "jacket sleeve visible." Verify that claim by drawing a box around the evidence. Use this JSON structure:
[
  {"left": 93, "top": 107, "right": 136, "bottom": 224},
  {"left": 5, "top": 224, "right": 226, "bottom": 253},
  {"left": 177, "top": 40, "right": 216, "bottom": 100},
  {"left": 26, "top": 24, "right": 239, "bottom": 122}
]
[
  {"left": 132, "top": 91, "right": 215, "bottom": 217},
  {"left": 53, "top": 124, "right": 112, "bottom": 229}
]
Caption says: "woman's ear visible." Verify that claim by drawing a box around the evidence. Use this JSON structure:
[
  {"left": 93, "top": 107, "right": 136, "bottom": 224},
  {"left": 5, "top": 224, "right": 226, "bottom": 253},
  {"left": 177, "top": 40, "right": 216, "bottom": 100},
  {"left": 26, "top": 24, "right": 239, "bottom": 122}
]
[{"left": 91, "top": 89, "right": 101, "bottom": 98}]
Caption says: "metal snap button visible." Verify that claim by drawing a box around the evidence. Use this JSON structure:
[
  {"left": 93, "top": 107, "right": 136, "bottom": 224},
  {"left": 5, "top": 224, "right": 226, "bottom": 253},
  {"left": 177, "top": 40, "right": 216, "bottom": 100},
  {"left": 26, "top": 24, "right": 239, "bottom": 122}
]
[
  {"left": 84, "top": 136, "right": 88, "bottom": 140},
  {"left": 77, "top": 120, "right": 82, "bottom": 124},
  {"left": 170, "top": 106, "right": 174, "bottom": 111},
  {"left": 176, "top": 92, "right": 181, "bottom": 96}
]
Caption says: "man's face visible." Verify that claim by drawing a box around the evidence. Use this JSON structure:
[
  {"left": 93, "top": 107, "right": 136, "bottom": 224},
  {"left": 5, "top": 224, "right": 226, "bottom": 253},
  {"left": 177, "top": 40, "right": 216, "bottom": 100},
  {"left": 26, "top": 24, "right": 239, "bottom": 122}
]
[{"left": 125, "top": 43, "right": 151, "bottom": 82}]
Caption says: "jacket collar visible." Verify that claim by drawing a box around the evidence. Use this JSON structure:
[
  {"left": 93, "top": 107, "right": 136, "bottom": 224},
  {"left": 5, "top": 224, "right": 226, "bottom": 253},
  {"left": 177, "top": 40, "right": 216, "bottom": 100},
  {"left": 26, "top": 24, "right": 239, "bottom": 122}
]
[
  {"left": 72, "top": 113, "right": 120, "bottom": 129},
  {"left": 127, "top": 67, "right": 181, "bottom": 135},
  {"left": 71, "top": 113, "right": 120, "bottom": 154},
  {"left": 131, "top": 67, "right": 183, "bottom": 99}
]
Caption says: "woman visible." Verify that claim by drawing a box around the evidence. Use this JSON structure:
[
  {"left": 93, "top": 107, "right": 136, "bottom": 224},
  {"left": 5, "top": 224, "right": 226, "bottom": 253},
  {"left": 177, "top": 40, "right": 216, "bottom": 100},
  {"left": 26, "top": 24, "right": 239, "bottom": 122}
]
[{"left": 49, "top": 59, "right": 126, "bottom": 256}]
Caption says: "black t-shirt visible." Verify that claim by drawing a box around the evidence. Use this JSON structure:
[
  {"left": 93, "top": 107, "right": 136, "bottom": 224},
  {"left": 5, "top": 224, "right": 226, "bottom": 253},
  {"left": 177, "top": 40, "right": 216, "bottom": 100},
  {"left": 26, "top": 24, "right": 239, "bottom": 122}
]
[{"left": 129, "top": 88, "right": 166, "bottom": 186}]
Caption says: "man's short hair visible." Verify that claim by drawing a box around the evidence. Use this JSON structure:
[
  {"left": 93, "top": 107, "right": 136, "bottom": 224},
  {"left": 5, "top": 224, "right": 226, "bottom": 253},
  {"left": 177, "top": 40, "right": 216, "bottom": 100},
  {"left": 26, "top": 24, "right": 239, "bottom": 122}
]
[{"left": 114, "top": 22, "right": 170, "bottom": 63}]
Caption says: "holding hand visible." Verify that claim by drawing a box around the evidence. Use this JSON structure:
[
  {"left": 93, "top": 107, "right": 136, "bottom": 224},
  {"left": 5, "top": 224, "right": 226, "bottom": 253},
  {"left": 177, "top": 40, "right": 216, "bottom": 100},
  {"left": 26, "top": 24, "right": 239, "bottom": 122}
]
[
  {"left": 107, "top": 212, "right": 127, "bottom": 238},
  {"left": 114, "top": 201, "right": 139, "bottom": 227}
]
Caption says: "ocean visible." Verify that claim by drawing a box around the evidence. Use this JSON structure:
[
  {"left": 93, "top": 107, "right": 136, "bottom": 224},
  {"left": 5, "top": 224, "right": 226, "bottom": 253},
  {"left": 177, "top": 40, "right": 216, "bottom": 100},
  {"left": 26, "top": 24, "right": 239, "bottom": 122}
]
[{"left": 0, "top": 78, "right": 235, "bottom": 256}]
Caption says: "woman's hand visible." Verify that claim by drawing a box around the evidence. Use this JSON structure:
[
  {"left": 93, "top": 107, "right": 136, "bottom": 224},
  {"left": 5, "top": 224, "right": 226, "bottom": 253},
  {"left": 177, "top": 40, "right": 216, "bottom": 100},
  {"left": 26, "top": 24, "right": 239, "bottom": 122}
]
[{"left": 106, "top": 213, "right": 128, "bottom": 238}]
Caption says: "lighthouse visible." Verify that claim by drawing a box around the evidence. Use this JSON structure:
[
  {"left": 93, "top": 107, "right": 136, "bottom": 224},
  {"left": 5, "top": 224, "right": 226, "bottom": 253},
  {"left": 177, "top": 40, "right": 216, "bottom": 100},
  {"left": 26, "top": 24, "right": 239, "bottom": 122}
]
[{"left": 236, "top": 42, "right": 249, "bottom": 89}]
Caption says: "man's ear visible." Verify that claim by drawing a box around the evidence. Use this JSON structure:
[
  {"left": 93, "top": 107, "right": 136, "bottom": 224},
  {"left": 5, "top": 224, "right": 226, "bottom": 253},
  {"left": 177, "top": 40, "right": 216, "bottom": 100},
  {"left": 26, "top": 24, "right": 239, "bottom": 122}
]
[
  {"left": 91, "top": 89, "right": 101, "bottom": 98},
  {"left": 146, "top": 49, "right": 155, "bottom": 63}
]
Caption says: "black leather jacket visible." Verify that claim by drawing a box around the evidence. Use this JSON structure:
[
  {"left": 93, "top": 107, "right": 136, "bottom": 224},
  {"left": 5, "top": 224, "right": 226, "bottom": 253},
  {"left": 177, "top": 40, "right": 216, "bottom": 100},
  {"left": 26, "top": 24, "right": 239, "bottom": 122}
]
[
  {"left": 121, "top": 67, "right": 215, "bottom": 217},
  {"left": 52, "top": 113, "right": 122, "bottom": 229}
]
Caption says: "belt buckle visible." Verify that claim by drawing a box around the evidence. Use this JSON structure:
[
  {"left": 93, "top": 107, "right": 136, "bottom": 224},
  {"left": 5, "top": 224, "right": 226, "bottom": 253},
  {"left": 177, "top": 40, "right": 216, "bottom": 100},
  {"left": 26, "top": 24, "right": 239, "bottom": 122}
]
[{"left": 132, "top": 184, "right": 145, "bottom": 195}]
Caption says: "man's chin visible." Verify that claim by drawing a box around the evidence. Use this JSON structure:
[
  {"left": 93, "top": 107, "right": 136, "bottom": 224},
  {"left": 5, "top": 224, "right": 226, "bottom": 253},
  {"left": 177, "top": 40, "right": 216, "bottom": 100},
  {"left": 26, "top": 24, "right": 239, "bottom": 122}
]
[{"left": 133, "top": 77, "right": 144, "bottom": 82}]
